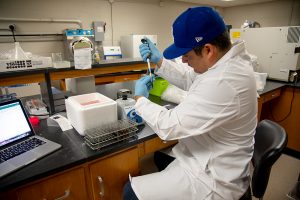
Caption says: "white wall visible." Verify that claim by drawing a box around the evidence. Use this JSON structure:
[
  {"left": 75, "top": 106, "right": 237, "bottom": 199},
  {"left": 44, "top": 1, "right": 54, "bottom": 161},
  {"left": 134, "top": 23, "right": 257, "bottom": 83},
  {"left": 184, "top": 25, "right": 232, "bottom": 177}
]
[
  {"left": 0, "top": 0, "right": 202, "bottom": 57},
  {"left": 0, "top": 0, "right": 298, "bottom": 58},
  {"left": 223, "top": 0, "right": 300, "bottom": 28}
]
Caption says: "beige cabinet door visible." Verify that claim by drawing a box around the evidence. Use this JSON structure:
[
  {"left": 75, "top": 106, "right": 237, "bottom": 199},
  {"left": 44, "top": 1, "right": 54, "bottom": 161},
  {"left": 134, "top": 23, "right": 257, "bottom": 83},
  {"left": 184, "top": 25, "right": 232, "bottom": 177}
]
[
  {"left": 144, "top": 137, "right": 177, "bottom": 155},
  {"left": 89, "top": 147, "right": 139, "bottom": 200},
  {"left": 17, "top": 167, "right": 89, "bottom": 200}
]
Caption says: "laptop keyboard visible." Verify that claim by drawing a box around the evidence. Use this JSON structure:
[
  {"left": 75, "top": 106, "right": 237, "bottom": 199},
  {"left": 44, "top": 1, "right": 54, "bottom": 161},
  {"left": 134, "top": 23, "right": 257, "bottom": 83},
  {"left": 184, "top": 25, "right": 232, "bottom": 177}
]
[{"left": 0, "top": 137, "right": 45, "bottom": 163}]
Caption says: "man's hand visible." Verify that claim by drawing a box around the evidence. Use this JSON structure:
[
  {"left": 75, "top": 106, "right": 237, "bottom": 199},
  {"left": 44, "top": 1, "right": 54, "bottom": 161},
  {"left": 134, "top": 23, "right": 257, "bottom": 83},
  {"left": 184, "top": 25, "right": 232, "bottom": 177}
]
[
  {"left": 139, "top": 38, "right": 163, "bottom": 64},
  {"left": 134, "top": 75, "right": 155, "bottom": 98}
]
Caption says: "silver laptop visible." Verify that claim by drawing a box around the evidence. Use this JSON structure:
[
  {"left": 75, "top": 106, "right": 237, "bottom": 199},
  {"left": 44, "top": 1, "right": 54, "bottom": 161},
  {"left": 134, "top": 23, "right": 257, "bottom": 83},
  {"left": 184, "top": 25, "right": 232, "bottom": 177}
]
[{"left": 0, "top": 99, "right": 61, "bottom": 178}]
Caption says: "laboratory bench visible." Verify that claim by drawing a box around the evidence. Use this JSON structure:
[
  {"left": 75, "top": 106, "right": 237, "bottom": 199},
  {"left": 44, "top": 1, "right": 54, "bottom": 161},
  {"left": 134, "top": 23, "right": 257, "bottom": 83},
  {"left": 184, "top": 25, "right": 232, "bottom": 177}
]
[
  {"left": 1, "top": 80, "right": 299, "bottom": 200},
  {"left": 1, "top": 59, "right": 300, "bottom": 199},
  {"left": 259, "top": 80, "right": 300, "bottom": 157},
  {"left": 0, "top": 58, "right": 153, "bottom": 114},
  {"left": 0, "top": 58, "right": 149, "bottom": 86},
  {"left": 0, "top": 114, "right": 177, "bottom": 200}
]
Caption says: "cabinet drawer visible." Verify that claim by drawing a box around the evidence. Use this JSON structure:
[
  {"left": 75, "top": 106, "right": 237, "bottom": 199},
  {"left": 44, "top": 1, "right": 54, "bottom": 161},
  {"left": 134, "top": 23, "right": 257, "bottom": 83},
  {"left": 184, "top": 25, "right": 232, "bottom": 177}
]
[
  {"left": 263, "top": 89, "right": 281, "bottom": 102},
  {"left": 0, "top": 189, "right": 18, "bottom": 200},
  {"left": 144, "top": 137, "right": 177, "bottom": 155},
  {"left": 17, "top": 167, "right": 88, "bottom": 200},
  {"left": 89, "top": 147, "right": 139, "bottom": 200}
]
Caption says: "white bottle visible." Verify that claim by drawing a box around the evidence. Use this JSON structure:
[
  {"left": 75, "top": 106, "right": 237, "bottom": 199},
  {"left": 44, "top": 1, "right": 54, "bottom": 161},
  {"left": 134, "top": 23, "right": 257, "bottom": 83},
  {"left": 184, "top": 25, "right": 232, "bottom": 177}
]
[{"left": 116, "top": 94, "right": 143, "bottom": 124}]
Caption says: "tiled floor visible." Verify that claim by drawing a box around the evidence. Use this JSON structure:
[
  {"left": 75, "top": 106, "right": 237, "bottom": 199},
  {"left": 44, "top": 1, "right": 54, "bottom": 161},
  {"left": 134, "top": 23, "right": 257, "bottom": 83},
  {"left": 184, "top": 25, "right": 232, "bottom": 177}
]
[{"left": 255, "top": 154, "right": 300, "bottom": 200}]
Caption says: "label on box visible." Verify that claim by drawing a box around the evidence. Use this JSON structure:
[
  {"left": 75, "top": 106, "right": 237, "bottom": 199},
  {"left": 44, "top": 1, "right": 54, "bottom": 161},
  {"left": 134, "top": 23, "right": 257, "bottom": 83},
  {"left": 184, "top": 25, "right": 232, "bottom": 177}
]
[
  {"left": 123, "top": 106, "right": 143, "bottom": 124},
  {"left": 74, "top": 48, "right": 92, "bottom": 69}
]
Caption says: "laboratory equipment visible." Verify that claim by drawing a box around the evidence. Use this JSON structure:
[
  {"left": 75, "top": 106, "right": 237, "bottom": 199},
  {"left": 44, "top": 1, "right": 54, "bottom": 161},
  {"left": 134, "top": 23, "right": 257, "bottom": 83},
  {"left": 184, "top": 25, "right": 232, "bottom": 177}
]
[
  {"left": 103, "top": 46, "right": 122, "bottom": 60},
  {"left": 116, "top": 93, "right": 143, "bottom": 124},
  {"left": 40, "top": 85, "right": 69, "bottom": 114},
  {"left": 65, "top": 75, "right": 96, "bottom": 95},
  {"left": 63, "top": 29, "right": 95, "bottom": 61},
  {"left": 93, "top": 21, "right": 106, "bottom": 42},
  {"left": 51, "top": 53, "right": 71, "bottom": 69},
  {"left": 25, "top": 98, "right": 48, "bottom": 116},
  {"left": 84, "top": 119, "right": 138, "bottom": 150},
  {"left": 65, "top": 92, "right": 117, "bottom": 136},
  {"left": 141, "top": 38, "right": 152, "bottom": 78},
  {"left": 117, "top": 88, "right": 132, "bottom": 99},
  {"left": 0, "top": 42, "right": 52, "bottom": 72},
  {"left": 230, "top": 26, "right": 300, "bottom": 82},
  {"left": 120, "top": 34, "right": 157, "bottom": 58}
]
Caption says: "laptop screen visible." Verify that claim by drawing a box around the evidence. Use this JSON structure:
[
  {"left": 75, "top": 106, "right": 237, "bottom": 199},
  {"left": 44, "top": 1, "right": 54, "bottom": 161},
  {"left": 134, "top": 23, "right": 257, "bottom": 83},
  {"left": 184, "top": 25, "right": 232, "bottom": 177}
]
[{"left": 0, "top": 100, "right": 33, "bottom": 148}]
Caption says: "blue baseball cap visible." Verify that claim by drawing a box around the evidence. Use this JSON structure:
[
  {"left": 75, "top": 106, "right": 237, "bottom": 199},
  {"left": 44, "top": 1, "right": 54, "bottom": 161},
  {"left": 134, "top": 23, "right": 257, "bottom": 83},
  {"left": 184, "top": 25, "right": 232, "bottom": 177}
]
[{"left": 163, "top": 7, "right": 226, "bottom": 59}]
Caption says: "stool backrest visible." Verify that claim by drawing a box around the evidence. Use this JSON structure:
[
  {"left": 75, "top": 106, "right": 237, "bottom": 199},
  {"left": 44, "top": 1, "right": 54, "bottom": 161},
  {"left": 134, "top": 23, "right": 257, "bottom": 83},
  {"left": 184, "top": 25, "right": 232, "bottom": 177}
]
[{"left": 251, "top": 119, "right": 288, "bottom": 198}]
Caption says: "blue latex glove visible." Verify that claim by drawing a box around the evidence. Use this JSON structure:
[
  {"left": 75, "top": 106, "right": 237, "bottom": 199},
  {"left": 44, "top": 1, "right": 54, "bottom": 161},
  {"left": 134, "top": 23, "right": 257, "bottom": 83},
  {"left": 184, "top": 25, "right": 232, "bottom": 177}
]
[
  {"left": 139, "top": 38, "right": 162, "bottom": 64},
  {"left": 135, "top": 75, "right": 155, "bottom": 98}
]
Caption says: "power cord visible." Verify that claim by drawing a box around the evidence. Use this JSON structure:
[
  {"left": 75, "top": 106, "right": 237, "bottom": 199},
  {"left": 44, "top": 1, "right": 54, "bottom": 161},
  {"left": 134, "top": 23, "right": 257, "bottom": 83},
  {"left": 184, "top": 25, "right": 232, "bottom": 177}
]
[
  {"left": 269, "top": 84, "right": 296, "bottom": 122},
  {"left": 9, "top": 24, "right": 16, "bottom": 42}
]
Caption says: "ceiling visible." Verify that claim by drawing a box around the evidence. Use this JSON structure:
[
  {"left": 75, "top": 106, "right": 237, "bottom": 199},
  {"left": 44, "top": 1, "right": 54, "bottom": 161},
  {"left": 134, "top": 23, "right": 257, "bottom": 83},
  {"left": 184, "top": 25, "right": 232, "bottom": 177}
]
[{"left": 174, "top": 0, "right": 279, "bottom": 7}]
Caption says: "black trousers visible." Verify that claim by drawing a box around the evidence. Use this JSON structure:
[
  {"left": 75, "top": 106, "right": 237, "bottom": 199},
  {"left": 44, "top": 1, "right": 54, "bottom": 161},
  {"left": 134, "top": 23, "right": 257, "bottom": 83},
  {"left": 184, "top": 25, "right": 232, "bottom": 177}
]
[{"left": 153, "top": 150, "right": 176, "bottom": 171}]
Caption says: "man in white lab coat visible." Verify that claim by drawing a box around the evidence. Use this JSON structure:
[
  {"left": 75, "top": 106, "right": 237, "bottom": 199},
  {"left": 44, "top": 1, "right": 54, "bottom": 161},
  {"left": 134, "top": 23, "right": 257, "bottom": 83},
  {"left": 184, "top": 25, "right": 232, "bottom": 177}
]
[{"left": 123, "top": 6, "right": 257, "bottom": 200}]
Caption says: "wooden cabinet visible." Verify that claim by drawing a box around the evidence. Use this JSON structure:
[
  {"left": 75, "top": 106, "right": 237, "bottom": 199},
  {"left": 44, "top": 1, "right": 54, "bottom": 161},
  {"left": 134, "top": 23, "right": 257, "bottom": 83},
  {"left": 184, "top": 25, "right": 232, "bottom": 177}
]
[
  {"left": 17, "top": 167, "right": 89, "bottom": 200},
  {"left": 261, "top": 86, "right": 300, "bottom": 152},
  {"left": 0, "top": 189, "right": 18, "bottom": 200},
  {"left": 114, "top": 74, "right": 141, "bottom": 83},
  {"left": 0, "top": 137, "right": 176, "bottom": 200},
  {"left": 260, "top": 88, "right": 281, "bottom": 102},
  {"left": 258, "top": 88, "right": 281, "bottom": 120},
  {"left": 143, "top": 137, "right": 177, "bottom": 155},
  {"left": 89, "top": 147, "right": 139, "bottom": 200},
  {"left": 95, "top": 74, "right": 141, "bottom": 85},
  {"left": 1, "top": 147, "right": 140, "bottom": 200},
  {"left": 59, "top": 74, "right": 142, "bottom": 89}
]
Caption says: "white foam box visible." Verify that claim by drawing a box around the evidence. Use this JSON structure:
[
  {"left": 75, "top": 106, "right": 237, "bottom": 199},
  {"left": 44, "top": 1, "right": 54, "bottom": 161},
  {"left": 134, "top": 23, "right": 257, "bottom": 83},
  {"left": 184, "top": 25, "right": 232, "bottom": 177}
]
[{"left": 65, "top": 92, "right": 117, "bottom": 136}]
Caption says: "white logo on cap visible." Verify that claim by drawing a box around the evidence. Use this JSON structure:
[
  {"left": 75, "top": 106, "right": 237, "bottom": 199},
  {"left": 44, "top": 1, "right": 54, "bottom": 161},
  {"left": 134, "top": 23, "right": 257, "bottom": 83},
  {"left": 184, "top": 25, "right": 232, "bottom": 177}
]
[{"left": 195, "top": 37, "right": 203, "bottom": 42}]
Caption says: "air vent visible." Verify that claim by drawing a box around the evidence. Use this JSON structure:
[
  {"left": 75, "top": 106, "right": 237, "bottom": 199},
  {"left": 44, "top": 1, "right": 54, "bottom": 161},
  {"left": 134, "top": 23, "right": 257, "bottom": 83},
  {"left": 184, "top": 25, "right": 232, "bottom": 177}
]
[{"left": 287, "top": 27, "right": 300, "bottom": 43}]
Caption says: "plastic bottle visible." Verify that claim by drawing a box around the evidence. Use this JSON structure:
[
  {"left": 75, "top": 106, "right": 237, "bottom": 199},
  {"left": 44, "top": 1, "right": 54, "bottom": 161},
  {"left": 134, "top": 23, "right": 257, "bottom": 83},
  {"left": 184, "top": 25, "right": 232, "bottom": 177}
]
[{"left": 93, "top": 46, "right": 101, "bottom": 64}]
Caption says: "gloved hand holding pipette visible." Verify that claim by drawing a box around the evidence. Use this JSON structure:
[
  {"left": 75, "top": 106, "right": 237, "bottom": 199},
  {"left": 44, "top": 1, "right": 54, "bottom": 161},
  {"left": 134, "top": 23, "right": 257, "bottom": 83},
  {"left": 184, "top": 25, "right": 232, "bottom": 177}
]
[
  {"left": 139, "top": 38, "right": 162, "bottom": 64},
  {"left": 134, "top": 75, "right": 155, "bottom": 98},
  {"left": 134, "top": 38, "right": 160, "bottom": 101}
]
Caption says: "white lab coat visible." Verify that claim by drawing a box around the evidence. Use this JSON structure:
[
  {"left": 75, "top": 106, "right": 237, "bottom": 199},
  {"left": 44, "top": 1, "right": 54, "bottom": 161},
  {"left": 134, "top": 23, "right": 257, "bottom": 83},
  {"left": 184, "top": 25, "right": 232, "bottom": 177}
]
[{"left": 131, "top": 41, "right": 257, "bottom": 200}]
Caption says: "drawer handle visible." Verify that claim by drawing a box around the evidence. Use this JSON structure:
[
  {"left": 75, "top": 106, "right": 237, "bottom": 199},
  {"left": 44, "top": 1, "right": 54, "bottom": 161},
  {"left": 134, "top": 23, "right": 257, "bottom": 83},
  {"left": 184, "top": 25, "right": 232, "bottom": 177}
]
[
  {"left": 55, "top": 190, "right": 70, "bottom": 200},
  {"left": 162, "top": 140, "right": 167, "bottom": 144},
  {"left": 98, "top": 176, "right": 105, "bottom": 197},
  {"left": 42, "top": 189, "right": 70, "bottom": 200}
]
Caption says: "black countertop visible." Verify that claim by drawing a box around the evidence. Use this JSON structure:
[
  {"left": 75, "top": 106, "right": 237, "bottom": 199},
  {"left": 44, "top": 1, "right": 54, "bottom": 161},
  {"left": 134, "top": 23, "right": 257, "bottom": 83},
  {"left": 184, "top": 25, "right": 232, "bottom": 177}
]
[
  {"left": 0, "top": 119, "right": 156, "bottom": 192},
  {"left": 0, "top": 79, "right": 295, "bottom": 192},
  {"left": 256, "top": 79, "right": 300, "bottom": 97},
  {"left": 257, "top": 80, "right": 286, "bottom": 95}
]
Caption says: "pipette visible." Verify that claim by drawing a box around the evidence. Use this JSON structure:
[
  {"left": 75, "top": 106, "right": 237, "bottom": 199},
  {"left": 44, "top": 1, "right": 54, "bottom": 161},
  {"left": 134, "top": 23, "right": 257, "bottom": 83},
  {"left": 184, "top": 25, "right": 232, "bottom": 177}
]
[{"left": 141, "top": 38, "right": 152, "bottom": 78}]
